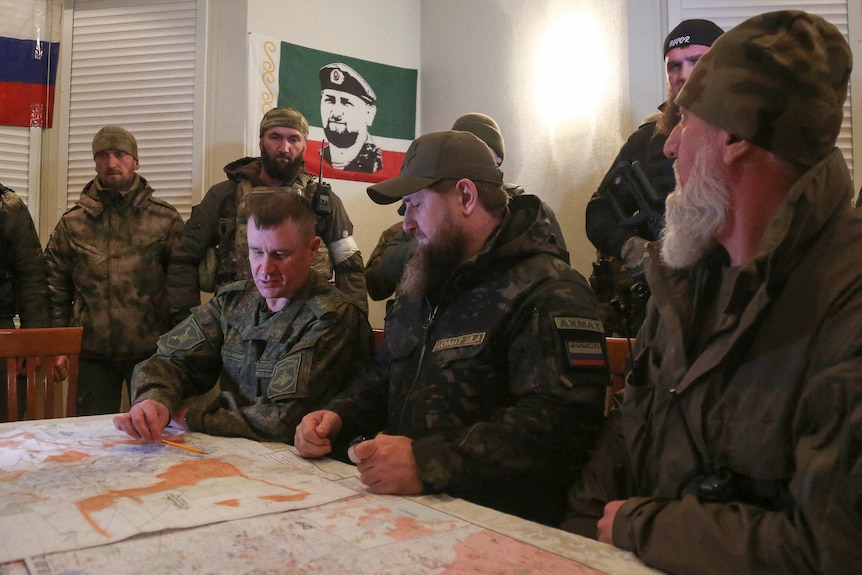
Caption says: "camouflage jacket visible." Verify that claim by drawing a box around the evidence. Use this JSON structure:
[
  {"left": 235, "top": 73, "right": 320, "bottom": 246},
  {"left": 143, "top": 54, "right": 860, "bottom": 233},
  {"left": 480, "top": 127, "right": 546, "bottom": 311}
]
[
  {"left": 132, "top": 272, "right": 373, "bottom": 443},
  {"left": 166, "top": 157, "right": 367, "bottom": 321},
  {"left": 566, "top": 150, "right": 862, "bottom": 575},
  {"left": 0, "top": 186, "right": 48, "bottom": 328},
  {"left": 45, "top": 175, "right": 184, "bottom": 360},
  {"left": 327, "top": 194, "right": 608, "bottom": 526}
]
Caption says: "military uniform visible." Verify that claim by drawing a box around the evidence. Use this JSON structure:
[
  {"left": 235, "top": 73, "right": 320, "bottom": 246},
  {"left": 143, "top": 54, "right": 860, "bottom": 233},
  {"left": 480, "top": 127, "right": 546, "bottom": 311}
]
[
  {"left": 167, "top": 157, "right": 367, "bottom": 320},
  {"left": 323, "top": 139, "right": 383, "bottom": 173},
  {"left": 0, "top": 185, "right": 48, "bottom": 421},
  {"left": 0, "top": 185, "right": 48, "bottom": 329},
  {"left": 132, "top": 273, "right": 372, "bottom": 443},
  {"left": 566, "top": 11, "right": 862, "bottom": 574},
  {"left": 326, "top": 195, "right": 607, "bottom": 526},
  {"left": 45, "top": 174, "right": 183, "bottom": 414}
]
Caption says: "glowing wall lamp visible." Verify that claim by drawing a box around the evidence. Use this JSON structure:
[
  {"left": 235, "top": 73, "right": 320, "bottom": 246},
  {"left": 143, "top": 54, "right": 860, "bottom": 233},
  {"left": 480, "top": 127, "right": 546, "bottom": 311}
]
[{"left": 534, "top": 13, "right": 608, "bottom": 129}]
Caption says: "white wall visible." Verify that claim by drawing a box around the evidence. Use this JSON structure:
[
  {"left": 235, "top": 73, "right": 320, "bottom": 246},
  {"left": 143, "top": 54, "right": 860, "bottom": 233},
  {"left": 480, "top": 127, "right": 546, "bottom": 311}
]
[
  {"left": 419, "top": 0, "right": 631, "bottom": 284},
  {"left": 210, "top": 0, "right": 638, "bottom": 327}
]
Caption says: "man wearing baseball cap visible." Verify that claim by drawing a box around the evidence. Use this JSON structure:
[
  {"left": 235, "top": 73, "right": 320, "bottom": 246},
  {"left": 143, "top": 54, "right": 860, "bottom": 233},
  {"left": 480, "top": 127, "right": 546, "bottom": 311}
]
[
  {"left": 585, "top": 18, "right": 723, "bottom": 336},
  {"left": 45, "top": 125, "right": 183, "bottom": 415},
  {"left": 296, "top": 130, "right": 607, "bottom": 526},
  {"left": 167, "top": 107, "right": 367, "bottom": 322},
  {"left": 566, "top": 11, "right": 861, "bottom": 574},
  {"left": 319, "top": 62, "right": 382, "bottom": 173}
]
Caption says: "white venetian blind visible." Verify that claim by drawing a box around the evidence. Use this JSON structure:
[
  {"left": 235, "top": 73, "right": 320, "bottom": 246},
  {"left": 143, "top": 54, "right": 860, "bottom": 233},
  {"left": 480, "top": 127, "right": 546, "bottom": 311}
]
[
  {"left": 65, "top": 0, "right": 199, "bottom": 218},
  {"left": 0, "top": 127, "right": 32, "bottom": 205},
  {"left": 673, "top": 0, "right": 855, "bottom": 181}
]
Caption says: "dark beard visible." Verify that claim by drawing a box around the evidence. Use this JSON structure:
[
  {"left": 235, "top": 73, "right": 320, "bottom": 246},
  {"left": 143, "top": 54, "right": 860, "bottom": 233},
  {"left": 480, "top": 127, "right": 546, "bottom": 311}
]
[
  {"left": 260, "top": 149, "right": 305, "bottom": 183},
  {"left": 324, "top": 124, "right": 360, "bottom": 149},
  {"left": 656, "top": 89, "right": 681, "bottom": 136},
  {"left": 400, "top": 223, "right": 469, "bottom": 299}
]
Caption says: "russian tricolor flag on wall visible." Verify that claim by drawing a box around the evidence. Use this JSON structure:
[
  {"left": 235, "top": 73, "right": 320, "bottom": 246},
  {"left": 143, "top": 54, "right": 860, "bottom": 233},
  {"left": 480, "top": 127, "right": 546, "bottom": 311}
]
[{"left": 0, "top": 0, "right": 60, "bottom": 128}]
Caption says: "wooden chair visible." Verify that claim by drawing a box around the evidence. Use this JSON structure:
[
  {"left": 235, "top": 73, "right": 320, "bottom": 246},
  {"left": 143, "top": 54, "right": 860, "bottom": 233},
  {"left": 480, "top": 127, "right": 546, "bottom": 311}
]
[
  {"left": 1, "top": 327, "right": 84, "bottom": 422},
  {"left": 372, "top": 328, "right": 385, "bottom": 352},
  {"left": 605, "top": 337, "right": 633, "bottom": 414}
]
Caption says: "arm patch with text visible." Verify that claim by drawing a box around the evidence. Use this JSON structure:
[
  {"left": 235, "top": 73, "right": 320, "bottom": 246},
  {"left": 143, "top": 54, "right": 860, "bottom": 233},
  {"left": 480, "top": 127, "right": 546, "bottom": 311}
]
[{"left": 554, "top": 316, "right": 606, "bottom": 368}]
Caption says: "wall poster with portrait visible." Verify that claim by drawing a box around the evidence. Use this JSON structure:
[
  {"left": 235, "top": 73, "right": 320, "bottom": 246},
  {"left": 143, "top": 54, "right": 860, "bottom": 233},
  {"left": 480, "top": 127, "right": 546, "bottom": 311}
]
[{"left": 248, "top": 33, "right": 418, "bottom": 184}]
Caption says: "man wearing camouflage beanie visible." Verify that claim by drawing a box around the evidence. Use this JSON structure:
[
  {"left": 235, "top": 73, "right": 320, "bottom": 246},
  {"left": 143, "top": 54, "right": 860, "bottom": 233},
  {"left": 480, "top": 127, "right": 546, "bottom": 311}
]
[
  {"left": 565, "top": 11, "right": 861, "bottom": 574},
  {"left": 166, "top": 107, "right": 368, "bottom": 322},
  {"left": 45, "top": 125, "right": 184, "bottom": 415}
]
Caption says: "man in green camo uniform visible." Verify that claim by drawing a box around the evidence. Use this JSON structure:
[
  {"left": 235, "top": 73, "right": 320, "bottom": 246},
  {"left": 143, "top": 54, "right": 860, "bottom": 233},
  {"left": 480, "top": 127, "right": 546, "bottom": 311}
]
[
  {"left": 114, "top": 191, "right": 372, "bottom": 444},
  {"left": 0, "top": 183, "right": 49, "bottom": 421},
  {"left": 45, "top": 126, "right": 184, "bottom": 415},
  {"left": 296, "top": 131, "right": 607, "bottom": 527},
  {"left": 166, "top": 107, "right": 367, "bottom": 323},
  {"left": 565, "top": 11, "right": 862, "bottom": 574}
]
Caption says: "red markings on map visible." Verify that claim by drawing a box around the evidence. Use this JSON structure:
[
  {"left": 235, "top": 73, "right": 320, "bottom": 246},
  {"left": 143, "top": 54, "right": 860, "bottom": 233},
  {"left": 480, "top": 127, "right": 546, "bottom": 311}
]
[
  {"left": 443, "top": 530, "right": 605, "bottom": 575},
  {"left": 45, "top": 450, "right": 89, "bottom": 463},
  {"left": 75, "top": 458, "right": 311, "bottom": 538}
]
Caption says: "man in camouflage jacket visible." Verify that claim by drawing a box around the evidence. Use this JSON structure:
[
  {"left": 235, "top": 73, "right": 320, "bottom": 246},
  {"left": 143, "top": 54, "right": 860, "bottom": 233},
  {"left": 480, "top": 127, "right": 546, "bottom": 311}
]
[
  {"left": 167, "top": 107, "right": 367, "bottom": 322},
  {"left": 565, "top": 11, "right": 862, "bottom": 574},
  {"left": 0, "top": 183, "right": 49, "bottom": 421},
  {"left": 296, "top": 131, "right": 607, "bottom": 526},
  {"left": 115, "top": 191, "right": 372, "bottom": 444},
  {"left": 45, "top": 126, "right": 184, "bottom": 415}
]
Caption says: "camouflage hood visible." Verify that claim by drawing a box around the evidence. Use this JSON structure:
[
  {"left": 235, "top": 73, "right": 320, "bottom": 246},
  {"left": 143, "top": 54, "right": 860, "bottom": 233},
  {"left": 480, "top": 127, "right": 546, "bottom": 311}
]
[
  {"left": 464, "top": 193, "right": 568, "bottom": 278},
  {"left": 77, "top": 174, "right": 153, "bottom": 217}
]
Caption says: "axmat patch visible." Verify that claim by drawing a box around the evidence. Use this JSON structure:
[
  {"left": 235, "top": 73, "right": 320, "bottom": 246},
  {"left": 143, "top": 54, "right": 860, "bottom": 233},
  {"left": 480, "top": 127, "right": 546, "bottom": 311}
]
[{"left": 555, "top": 316, "right": 606, "bottom": 368}]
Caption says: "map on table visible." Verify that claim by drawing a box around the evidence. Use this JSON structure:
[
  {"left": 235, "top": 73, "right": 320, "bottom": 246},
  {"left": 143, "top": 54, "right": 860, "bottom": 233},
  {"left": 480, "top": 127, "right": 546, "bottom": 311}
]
[
  {"left": 0, "top": 419, "right": 355, "bottom": 563},
  {"left": 25, "top": 488, "right": 606, "bottom": 575}
]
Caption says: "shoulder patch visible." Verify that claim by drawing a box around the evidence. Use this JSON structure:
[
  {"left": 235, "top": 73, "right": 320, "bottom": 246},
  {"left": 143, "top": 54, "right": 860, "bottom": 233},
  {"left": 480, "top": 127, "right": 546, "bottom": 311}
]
[
  {"left": 164, "top": 316, "right": 206, "bottom": 351},
  {"left": 555, "top": 316, "right": 606, "bottom": 368}
]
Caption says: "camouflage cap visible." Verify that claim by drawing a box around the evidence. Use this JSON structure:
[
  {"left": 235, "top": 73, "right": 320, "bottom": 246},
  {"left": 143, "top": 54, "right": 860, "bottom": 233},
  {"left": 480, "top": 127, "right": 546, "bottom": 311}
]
[
  {"left": 92, "top": 125, "right": 138, "bottom": 160},
  {"left": 259, "top": 107, "right": 310, "bottom": 139},
  {"left": 452, "top": 113, "right": 505, "bottom": 163},
  {"left": 676, "top": 10, "right": 852, "bottom": 167},
  {"left": 367, "top": 130, "right": 503, "bottom": 205}
]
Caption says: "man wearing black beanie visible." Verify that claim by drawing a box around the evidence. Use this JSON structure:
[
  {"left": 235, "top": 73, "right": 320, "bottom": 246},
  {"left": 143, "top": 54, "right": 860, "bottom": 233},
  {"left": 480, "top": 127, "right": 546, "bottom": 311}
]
[{"left": 584, "top": 19, "right": 723, "bottom": 337}]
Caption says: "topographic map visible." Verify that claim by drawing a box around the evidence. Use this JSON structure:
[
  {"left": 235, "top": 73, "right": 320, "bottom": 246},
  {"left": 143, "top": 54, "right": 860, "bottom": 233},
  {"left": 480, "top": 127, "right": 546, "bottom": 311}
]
[
  {"left": 0, "top": 418, "right": 355, "bottom": 563},
  {"left": 0, "top": 418, "right": 616, "bottom": 575}
]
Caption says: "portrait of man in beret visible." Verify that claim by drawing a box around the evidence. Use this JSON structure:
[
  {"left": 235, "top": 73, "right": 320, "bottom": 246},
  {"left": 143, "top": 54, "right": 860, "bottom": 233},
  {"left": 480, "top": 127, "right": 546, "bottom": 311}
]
[{"left": 319, "top": 62, "right": 383, "bottom": 173}]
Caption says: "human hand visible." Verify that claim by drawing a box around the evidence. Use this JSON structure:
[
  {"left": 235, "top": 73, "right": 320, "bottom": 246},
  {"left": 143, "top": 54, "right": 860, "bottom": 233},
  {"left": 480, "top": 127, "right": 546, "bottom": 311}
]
[
  {"left": 354, "top": 433, "right": 423, "bottom": 495},
  {"left": 113, "top": 399, "right": 170, "bottom": 441},
  {"left": 294, "top": 410, "right": 342, "bottom": 458},
  {"left": 53, "top": 355, "right": 68, "bottom": 382},
  {"left": 597, "top": 500, "right": 626, "bottom": 545}
]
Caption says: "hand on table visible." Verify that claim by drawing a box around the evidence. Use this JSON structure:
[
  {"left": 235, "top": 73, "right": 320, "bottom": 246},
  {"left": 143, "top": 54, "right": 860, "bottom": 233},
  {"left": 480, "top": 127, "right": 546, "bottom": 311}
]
[
  {"left": 294, "top": 410, "right": 342, "bottom": 458},
  {"left": 113, "top": 399, "right": 170, "bottom": 441},
  {"left": 597, "top": 500, "right": 626, "bottom": 545},
  {"left": 352, "top": 433, "right": 422, "bottom": 495}
]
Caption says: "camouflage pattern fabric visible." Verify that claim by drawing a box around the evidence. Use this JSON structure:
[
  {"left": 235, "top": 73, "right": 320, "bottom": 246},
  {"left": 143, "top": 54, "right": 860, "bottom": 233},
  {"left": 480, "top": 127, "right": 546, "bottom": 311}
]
[
  {"left": 677, "top": 10, "right": 851, "bottom": 167},
  {"left": 0, "top": 187, "right": 48, "bottom": 327},
  {"left": 132, "top": 272, "right": 373, "bottom": 443},
  {"left": 325, "top": 194, "right": 608, "bottom": 526},
  {"left": 45, "top": 175, "right": 183, "bottom": 360}
]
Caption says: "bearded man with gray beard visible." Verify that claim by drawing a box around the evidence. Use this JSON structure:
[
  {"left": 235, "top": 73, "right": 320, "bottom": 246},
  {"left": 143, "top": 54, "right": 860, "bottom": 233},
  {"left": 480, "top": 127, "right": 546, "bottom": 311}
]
[{"left": 563, "top": 11, "right": 862, "bottom": 575}]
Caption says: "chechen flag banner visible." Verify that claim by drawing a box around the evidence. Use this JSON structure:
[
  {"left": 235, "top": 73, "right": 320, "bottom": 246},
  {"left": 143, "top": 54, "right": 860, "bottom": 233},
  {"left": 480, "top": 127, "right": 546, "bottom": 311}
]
[
  {"left": 0, "top": 0, "right": 60, "bottom": 128},
  {"left": 248, "top": 33, "right": 418, "bottom": 183}
]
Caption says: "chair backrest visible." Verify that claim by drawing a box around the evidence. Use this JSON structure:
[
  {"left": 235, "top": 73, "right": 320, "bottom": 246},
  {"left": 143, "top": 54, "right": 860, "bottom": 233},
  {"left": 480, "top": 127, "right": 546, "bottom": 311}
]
[
  {"left": 1, "top": 327, "right": 84, "bottom": 422},
  {"left": 605, "top": 337, "right": 633, "bottom": 413},
  {"left": 372, "top": 328, "right": 385, "bottom": 352}
]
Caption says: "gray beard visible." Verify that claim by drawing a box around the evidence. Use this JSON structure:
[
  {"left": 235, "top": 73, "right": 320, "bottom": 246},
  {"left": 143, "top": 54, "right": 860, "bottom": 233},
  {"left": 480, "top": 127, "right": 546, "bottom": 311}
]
[{"left": 660, "top": 146, "right": 729, "bottom": 269}]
